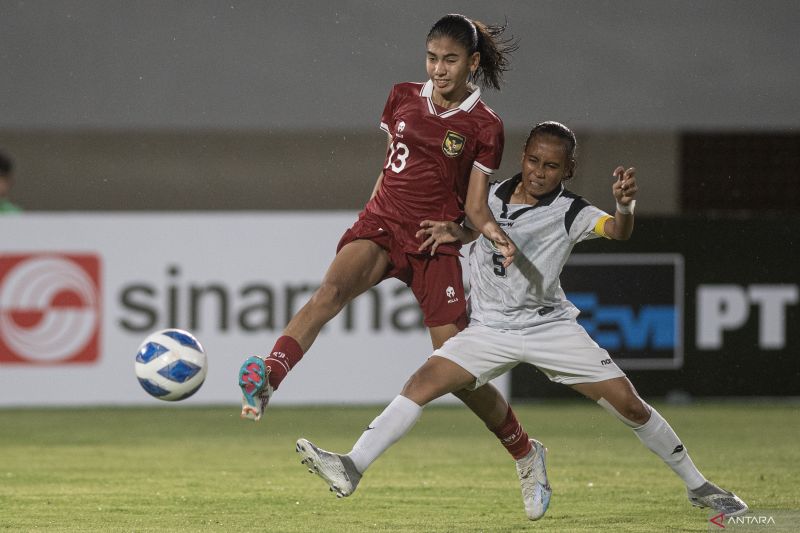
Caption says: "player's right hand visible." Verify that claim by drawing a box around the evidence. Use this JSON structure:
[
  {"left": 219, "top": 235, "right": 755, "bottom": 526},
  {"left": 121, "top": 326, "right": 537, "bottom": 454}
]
[
  {"left": 416, "top": 220, "right": 460, "bottom": 255},
  {"left": 487, "top": 228, "right": 516, "bottom": 267}
]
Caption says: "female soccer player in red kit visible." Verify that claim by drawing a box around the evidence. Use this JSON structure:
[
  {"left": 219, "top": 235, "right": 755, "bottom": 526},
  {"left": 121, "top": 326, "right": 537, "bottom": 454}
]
[{"left": 239, "top": 14, "right": 542, "bottom": 507}]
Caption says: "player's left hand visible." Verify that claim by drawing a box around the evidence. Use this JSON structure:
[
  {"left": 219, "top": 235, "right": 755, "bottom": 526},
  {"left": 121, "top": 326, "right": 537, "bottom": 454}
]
[
  {"left": 612, "top": 166, "right": 638, "bottom": 205},
  {"left": 416, "top": 220, "right": 461, "bottom": 255}
]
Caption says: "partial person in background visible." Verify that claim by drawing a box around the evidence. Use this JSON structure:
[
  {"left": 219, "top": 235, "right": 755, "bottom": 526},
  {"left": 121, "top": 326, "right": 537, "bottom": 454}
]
[
  {"left": 0, "top": 151, "right": 23, "bottom": 214},
  {"left": 295, "top": 121, "right": 748, "bottom": 520},
  {"left": 237, "top": 13, "right": 546, "bottom": 513}
]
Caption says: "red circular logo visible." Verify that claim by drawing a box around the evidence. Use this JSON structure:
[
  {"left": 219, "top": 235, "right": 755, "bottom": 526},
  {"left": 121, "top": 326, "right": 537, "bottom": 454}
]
[{"left": 0, "top": 254, "right": 101, "bottom": 364}]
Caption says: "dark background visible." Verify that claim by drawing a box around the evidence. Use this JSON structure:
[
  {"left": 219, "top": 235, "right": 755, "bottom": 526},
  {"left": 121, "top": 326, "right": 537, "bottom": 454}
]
[{"left": 512, "top": 217, "right": 799, "bottom": 399}]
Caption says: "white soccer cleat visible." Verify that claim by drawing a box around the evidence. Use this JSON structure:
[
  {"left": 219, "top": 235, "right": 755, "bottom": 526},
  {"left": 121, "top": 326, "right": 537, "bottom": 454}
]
[
  {"left": 688, "top": 481, "right": 748, "bottom": 517},
  {"left": 516, "top": 439, "right": 552, "bottom": 520},
  {"left": 296, "top": 438, "right": 362, "bottom": 498}
]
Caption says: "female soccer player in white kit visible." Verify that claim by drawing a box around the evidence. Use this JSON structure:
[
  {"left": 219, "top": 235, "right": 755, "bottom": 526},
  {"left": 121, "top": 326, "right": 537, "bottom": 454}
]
[{"left": 295, "top": 121, "right": 748, "bottom": 520}]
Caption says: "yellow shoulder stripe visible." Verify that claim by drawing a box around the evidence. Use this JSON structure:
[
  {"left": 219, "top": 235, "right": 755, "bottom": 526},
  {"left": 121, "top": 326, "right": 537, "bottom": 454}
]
[{"left": 594, "top": 215, "right": 613, "bottom": 239}]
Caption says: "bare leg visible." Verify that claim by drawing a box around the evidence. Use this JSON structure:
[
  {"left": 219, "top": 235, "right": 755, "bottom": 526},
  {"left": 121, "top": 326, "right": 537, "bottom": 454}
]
[
  {"left": 451, "top": 384, "right": 511, "bottom": 428},
  {"left": 428, "top": 324, "right": 511, "bottom": 429},
  {"left": 427, "top": 323, "right": 460, "bottom": 351},
  {"left": 400, "top": 355, "right": 476, "bottom": 406},
  {"left": 284, "top": 239, "right": 390, "bottom": 351},
  {"left": 571, "top": 376, "right": 650, "bottom": 425},
  {"left": 240, "top": 239, "right": 393, "bottom": 419}
]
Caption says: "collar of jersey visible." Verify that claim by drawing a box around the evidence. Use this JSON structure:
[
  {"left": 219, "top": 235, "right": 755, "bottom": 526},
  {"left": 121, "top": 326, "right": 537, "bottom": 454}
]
[
  {"left": 420, "top": 80, "right": 481, "bottom": 117},
  {"left": 496, "top": 173, "right": 564, "bottom": 218}
]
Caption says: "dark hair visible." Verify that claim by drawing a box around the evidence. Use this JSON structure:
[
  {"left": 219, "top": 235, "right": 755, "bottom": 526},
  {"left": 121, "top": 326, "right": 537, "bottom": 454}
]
[
  {"left": 525, "top": 121, "right": 578, "bottom": 179},
  {"left": 0, "top": 150, "right": 12, "bottom": 177},
  {"left": 427, "top": 14, "right": 518, "bottom": 91}
]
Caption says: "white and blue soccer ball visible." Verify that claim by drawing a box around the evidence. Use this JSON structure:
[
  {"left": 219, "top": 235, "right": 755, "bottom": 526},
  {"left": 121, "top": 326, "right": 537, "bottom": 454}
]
[{"left": 135, "top": 329, "right": 208, "bottom": 401}]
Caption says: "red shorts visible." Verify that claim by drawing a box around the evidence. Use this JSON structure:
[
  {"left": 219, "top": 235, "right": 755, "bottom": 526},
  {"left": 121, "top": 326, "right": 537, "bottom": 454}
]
[{"left": 337, "top": 211, "right": 468, "bottom": 329}]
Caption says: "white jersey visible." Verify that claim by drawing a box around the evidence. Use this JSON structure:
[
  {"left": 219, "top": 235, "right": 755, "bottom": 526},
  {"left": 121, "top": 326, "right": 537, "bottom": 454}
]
[{"left": 467, "top": 174, "right": 611, "bottom": 329}]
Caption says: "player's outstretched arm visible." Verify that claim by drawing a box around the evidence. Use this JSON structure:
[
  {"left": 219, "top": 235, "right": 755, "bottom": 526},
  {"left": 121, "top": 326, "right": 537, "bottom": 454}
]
[
  {"left": 603, "top": 166, "right": 637, "bottom": 241},
  {"left": 464, "top": 167, "right": 516, "bottom": 266}
]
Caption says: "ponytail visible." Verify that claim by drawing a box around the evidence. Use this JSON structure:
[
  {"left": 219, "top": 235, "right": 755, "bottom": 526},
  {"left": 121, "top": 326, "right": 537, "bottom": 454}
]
[
  {"left": 471, "top": 19, "right": 519, "bottom": 91},
  {"left": 427, "top": 14, "right": 518, "bottom": 91}
]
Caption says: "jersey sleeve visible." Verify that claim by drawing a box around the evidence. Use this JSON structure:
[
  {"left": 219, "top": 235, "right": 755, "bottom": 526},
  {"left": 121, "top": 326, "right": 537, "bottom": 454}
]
[
  {"left": 567, "top": 201, "right": 611, "bottom": 243},
  {"left": 379, "top": 85, "right": 399, "bottom": 136},
  {"left": 473, "top": 118, "right": 504, "bottom": 176}
]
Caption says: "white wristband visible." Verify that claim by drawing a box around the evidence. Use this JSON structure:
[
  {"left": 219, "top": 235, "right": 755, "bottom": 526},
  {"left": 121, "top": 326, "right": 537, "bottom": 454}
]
[{"left": 616, "top": 200, "right": 636, "bottom": 215}]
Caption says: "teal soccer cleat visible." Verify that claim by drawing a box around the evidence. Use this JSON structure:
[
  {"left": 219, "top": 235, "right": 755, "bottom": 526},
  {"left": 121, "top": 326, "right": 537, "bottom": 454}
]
[{"left": 238, "top": 356, "right": 274, "bottom": 421}]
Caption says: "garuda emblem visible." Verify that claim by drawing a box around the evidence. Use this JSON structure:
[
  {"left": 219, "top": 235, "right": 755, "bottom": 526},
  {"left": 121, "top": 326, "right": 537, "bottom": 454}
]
[{"left": 442, "top": 130, "right": 466, "bottom": 157}]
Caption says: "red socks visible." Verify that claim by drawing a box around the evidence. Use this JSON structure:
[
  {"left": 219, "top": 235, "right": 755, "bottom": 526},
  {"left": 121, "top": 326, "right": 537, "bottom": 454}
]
[
  {"left": 492, "top": 406, "right": 533, "bottom": 460},
  {"left": 264, "top": 335, "right": 304, "bottom": 390}
]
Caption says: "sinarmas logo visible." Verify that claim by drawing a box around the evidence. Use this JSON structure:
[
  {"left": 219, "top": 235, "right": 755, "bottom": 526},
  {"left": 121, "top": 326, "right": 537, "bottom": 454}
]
[{"left": 0, "top": 254, "right": 101, "bottom": 364}]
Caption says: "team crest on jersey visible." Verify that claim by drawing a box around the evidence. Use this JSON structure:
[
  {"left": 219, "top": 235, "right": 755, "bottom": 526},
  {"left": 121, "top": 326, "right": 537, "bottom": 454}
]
[{"left": 442, "top": 130, "right": 466, "bottom": 157}]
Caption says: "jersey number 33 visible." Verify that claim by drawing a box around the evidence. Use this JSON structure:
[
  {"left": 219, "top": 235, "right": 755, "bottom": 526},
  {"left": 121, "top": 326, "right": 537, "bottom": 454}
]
[{"left": 385, "top": 141, "right": 410, "bottom": 173}]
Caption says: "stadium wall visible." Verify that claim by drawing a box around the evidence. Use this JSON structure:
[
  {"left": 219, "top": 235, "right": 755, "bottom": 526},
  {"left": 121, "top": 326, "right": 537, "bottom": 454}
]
[
  {"left": 1, "top": 213, "right": 796, "bottom": 407},
  {"left": 0, "top": 129, "right": 679, "bottom": 214},
  {"left": 511, "top": 217, "right": 800, "bottom": 400},
  {"left": 3, "top": 2, "right": 798, "bottom": 132},
  {"left": 0, "top": 213, "right": 502, "bottom": 407}
]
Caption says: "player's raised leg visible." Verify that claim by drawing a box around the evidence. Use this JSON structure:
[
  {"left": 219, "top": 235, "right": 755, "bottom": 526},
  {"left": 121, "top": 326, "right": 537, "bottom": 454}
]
[
  {"left": 240, "top": 239, "right": 390, "bottom": 420},
  {"left": 572, "top": 376, "right": 748, "bottom": 517}
]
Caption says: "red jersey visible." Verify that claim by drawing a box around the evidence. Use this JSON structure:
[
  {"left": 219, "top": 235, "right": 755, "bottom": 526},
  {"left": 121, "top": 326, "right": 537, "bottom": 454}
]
[{"left": 365, "top": 81, "right": 504, "bottom": 255}]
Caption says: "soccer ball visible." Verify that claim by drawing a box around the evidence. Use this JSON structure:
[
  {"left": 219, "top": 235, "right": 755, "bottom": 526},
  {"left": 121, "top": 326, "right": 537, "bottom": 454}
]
[{"left": 134, "top": 329, "right": 208, "bottom": 401}]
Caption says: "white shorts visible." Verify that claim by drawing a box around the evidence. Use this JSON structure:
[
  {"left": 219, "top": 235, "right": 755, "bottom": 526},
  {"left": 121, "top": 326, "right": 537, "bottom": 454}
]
[{"left": 432, "top": 319, "right": 626, "bottom": 390}]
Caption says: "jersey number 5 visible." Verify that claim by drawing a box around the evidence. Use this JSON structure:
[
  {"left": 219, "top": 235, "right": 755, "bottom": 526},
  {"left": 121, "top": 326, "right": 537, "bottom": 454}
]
[
  {"left": 491, "top": 253, "right": 507, "bottom": 277},
  {"left": 385, "top": 141, "right": 409, "bottom": 173}
]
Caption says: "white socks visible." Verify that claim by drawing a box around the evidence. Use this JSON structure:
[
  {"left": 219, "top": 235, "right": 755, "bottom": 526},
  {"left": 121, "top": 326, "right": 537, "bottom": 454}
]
[
  {"left": 347, "top": 395, "right": 423, "bottom": 474},
  {"left": 347, "top": 394, "right": 708, "bottom": 491},
  {"left": 631, "top": 406, "right": 707, "bottom": 490}
]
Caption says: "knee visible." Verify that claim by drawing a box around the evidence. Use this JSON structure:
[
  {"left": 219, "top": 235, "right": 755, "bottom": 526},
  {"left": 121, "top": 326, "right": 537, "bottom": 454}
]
[
  {"left": 619, "top": 398, "right": 651, "bottom": 426},
  {"left": 310, "top": 282, "right": 348, "bottom": 312},
  {"left": 450, "top": 387, "right": 471, "bottom": 402},
  {"left": 400, "top": 372, "right": 434, "bottom": 406}
]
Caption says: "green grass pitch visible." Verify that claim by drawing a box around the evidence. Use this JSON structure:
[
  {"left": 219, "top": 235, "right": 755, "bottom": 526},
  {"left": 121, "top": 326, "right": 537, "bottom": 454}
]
[{"left": 0, "top": 401, "right": 797, "bottom": 532}]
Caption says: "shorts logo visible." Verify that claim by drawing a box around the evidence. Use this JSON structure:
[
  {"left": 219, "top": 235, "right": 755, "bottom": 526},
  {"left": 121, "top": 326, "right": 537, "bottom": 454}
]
[
  {"left": 0, "top": 254, "right": 101, "bottom": 365},
  {"left": 445, "top": 285, "right": 459, "bottom": 304},
  {"left": 442, "top": 130, "right": 466, "bottom": 157}
]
